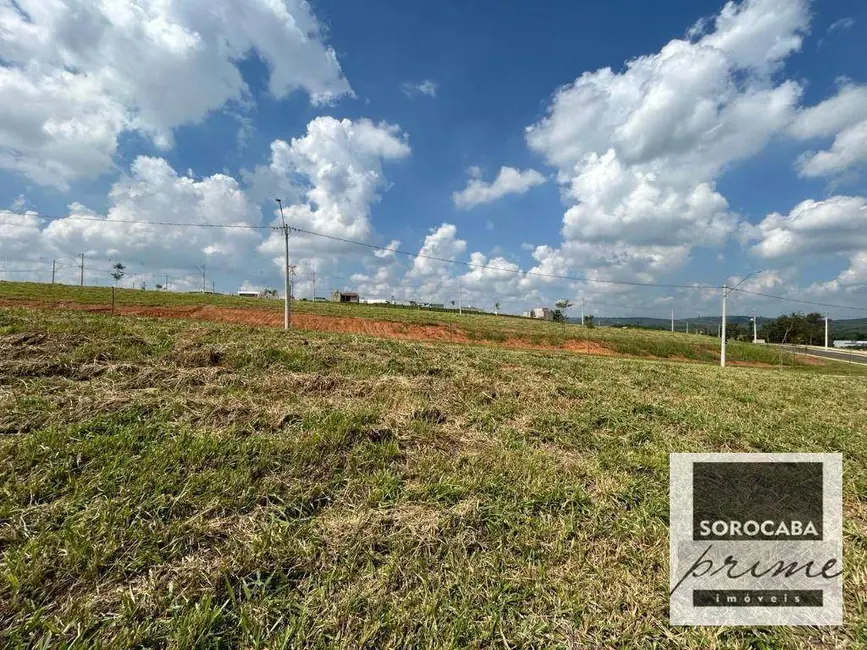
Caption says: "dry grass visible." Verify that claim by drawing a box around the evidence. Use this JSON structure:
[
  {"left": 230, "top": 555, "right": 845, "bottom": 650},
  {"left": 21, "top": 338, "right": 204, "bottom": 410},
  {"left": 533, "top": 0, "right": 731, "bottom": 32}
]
[{"left": 1, "top": 306, "right": 865, "bottom": 649}]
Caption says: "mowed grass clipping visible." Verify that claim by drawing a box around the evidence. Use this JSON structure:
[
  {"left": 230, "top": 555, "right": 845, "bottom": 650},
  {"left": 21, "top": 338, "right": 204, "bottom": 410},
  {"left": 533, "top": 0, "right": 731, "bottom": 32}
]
[
  {"left": 0, "top": 280, "right": 858, "bottom": 371},
  {"left": 0, "top": 307, "right": 865, "bottom": 649}
]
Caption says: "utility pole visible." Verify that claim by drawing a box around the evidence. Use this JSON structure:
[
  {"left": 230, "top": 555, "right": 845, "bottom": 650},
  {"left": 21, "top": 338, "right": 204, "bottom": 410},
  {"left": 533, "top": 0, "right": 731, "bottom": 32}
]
[
  {"left": 752, "top": 312, "right": 758, "bottom": 344},
  {"left": 79, "top": 254, "right": 84, "bottom": 286},
  {"left": 312, "top": 270, "right": 316, "bottom": 301},
  {"left": 671, "top": 306, "right": 674, "bottom": 332},
  {"left": 720, "top": 284, "right": 727, "bottom": 367},
  {"left": 276, "top": 198, "right": 290, "bottom": 329},
  {"left": 720, "top": 270, "right": 761, "bottom": 368},
  {"left": 825, "top": 314, "right": 829, "bottom": 350},
  {"left": 51, "top": 259, "right": 56, "bottom": 284},
  {"left": 200, "top": 265, "right": 206, "bottom": 293},
  {"left": 165, "top": 274, "right": 170, "bottom": 291},
  {"left": 581, "top": 298, "right": 585, "bottom": 326},
  {"left": 211, "top": 280, "right": 215, "bottom": 294},
  {"left": 686, "top": 321, "right": 689, "bottom": 334},
  {"left": 458, "top": 280, "right": 462, "bottom": 315}
]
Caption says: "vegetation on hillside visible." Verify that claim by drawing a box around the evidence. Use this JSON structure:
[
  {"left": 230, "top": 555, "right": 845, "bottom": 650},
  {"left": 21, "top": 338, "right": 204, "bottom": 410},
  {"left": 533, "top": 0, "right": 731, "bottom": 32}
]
[
  {"left": 0, "top": 281, "right": 852, "bottom": 370},
  {"left": 0, "top": 307, "right": 865, "bottom": 648},
  {"left": 759, "top": 312, "right": 828, "bottom": 345}
]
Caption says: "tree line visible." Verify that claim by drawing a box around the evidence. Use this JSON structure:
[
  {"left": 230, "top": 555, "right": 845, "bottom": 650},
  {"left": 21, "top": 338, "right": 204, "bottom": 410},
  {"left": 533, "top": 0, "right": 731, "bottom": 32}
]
[{"left": 757, "top": 312, "right": 827, "bottom": 345}]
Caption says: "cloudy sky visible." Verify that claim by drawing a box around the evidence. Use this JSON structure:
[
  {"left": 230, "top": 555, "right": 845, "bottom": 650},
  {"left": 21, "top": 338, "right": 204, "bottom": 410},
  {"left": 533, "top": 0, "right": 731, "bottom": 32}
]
[{"left": 1, "top": 0, "right": 866, "bottom": 319}]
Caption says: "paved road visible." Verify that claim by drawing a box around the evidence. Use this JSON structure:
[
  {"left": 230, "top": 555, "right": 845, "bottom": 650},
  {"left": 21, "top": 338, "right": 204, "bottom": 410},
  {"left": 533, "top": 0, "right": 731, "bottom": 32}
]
[{"left": 779, "top": 345, "right": 867, "bottom": 366}]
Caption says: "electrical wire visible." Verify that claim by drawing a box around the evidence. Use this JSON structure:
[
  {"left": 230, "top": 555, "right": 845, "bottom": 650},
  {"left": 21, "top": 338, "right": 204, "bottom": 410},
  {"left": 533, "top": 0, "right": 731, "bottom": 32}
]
[
  {"left": 285, "top": 225, "right": 710, "bottom": 290},
  {"left": 730, "top": 287, "right": 867, "bottom": 313},
  {"left": 6, "top": 210, "right": 867, "bottom": 311},
  {"left": 9, "top": 209, "right": 712, "bottom": 290},
  {"left": 50, "top": 215, "right": 275, "bottom": 230}
]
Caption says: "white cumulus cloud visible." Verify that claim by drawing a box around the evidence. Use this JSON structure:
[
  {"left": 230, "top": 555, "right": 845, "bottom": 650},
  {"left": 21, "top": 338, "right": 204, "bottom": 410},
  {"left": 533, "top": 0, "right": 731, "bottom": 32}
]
[
  {"left": 0, "top": 0, "right": 352, "bottom": 188},
  {"left": 522, "top": 0, "right": 809, "bottom": 283},
  {"left": 750, "top": 196, "right": 867, "bottom": 260},
  {"left": 453, "top": 166, "right": 546, "bottom": 209},
  {"left": 251, "top": 117, "right": 411, "bottom": 261},
  {"left": 790, "top": 84, "right": 867, "bottom": 179}
]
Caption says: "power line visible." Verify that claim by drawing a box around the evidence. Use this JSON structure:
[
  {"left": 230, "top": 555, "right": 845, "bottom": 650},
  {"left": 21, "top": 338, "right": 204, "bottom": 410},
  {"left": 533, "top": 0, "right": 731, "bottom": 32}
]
[
  {"left": 8, "top": 210, "right": 867, "bottom": 310},
  {"left": 25, "top": 213, "right": 274, "bottom": 230},
  {"left": 8, "top": 210, "right": 272, "bottom": 231},
  {"left": 9, "top": 209, "right": 711, "bottom": 290},
  {"left": 286, "top": 225, "right": 709, "bottom": 290},
  {"left": 730, "top": 287, "right": 867, "bottom": 313}
]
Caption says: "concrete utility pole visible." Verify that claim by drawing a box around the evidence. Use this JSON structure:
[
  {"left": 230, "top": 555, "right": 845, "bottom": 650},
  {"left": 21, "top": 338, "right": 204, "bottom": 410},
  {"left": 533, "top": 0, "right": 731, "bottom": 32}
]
[
  {"left": 752, "top": 313, "right": 758, "bottom": 344},
  {"left": 79, "top": 254, "right": 84, "bottom": 286},
  {"left": 686, "top": 321, "right": 689, "bottom": 334},
  {"left": 581, "top": 298, "right": 585, "bottom": 326},
  {"left": 312, "top": 270, "right": 316, "bottom": 301},
  {"left": 721, "top": 270, "right": 761, "bottom": 368},
  {"left": 51, "top": 259, "right": 56, "bottom": 284},
  {"left": 720, "top": 284, "right": 727, "bottom": 367},
  {"left": 671, "top": 306, "right": 675, "bottom": 332},
  {"left": 276, "top": 198, "right": 290, "bottom": 329},
  {"left": 825, "top": 314, "right": 829, "bottom": 350}
]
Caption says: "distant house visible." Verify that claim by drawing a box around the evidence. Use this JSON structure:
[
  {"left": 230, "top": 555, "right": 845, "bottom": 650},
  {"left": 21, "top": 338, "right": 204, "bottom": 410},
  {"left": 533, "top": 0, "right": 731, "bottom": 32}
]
[
  {"left": 239, "top": 289, "right": 279, "bottom": 299},
  {"left": 523, "top": 307, "right": 553, "bottom": 321},
  {"left": 364, "top": 298, "right": 391, "bottom": 305},
  {"left": 332, "top": 291, "right": 360, "bottom": 303}
]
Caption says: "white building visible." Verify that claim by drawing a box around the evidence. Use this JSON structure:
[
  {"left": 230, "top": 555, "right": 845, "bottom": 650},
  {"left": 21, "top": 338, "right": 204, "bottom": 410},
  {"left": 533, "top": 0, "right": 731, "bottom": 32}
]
[{"left": 523, "top": 307, "right": 553, "bottom": 321}]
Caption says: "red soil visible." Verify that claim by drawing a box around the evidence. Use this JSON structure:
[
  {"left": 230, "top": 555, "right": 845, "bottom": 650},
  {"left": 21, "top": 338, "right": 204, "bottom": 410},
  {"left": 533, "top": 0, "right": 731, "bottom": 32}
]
[{"left": 1, "top": 298, "right": 620, "bottom": 356}]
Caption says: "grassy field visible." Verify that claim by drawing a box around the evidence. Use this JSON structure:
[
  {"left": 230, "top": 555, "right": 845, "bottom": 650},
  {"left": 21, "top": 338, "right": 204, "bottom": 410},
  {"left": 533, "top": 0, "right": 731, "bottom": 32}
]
[
  {"left": 1, "top": 305, "right": 865, "bottom": 649},
  {"left": 0, "top": 281, "right": 859, "bottom": 372}
]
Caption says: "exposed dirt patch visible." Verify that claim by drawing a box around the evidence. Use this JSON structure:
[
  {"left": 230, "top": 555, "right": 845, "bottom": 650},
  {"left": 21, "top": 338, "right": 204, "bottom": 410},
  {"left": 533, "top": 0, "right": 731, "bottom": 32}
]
[
  {"left": 728, "top": 360, "right": 774, "bottom": 368},
  {"left": 792, "top": 355, "right": 827, "bottom": 366},
  {"left": 2, "top": 298, "right": 623, "bottom": 359}
]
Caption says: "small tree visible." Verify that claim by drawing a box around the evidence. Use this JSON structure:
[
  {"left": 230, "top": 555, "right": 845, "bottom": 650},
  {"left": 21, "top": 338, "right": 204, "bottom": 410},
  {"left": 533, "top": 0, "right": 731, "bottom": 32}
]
[
  {"left": 585, "top": 313, "right": 595, "bottom": 329},
  {"left": 155, "top": 283, "right": 163, "bottom": 291},
  {"left": 110, "top": 263, "right": 125, "bottom": 285},
  {"left": 494, "top": 301, "right": 501, "bottom": 315},
  {"left": 555, "top": 299, "right": 573, "bottom": 328},
  {"left": 110, "top": 263, "right": 125, "bottom": 315}
]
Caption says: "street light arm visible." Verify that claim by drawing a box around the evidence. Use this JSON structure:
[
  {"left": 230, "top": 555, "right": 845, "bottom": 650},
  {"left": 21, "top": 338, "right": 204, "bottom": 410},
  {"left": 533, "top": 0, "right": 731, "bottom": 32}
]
[
  {"left": 275, "top": 198, "right": 286, "bottom": 229},
  {"left": 727, "top": 269, "right": 762, "bottom": 294}
]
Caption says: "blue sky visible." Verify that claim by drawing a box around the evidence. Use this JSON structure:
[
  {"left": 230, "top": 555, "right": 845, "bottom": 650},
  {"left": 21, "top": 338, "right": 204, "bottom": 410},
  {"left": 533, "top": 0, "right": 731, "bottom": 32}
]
[{"left": 1, "top": 0, "right": 866, "bottom": 319}]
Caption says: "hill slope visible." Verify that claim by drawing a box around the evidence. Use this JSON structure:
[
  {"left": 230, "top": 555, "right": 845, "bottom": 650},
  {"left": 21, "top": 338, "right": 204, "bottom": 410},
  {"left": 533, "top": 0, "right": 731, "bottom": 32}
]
[{"left": 0, "top": 281, "right": 858, "bottom": 371}]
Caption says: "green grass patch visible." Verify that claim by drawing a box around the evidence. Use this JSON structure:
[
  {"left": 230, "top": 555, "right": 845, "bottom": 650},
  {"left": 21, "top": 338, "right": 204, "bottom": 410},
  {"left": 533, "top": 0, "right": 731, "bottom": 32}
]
[
  {"left": 0, "top": 306, "right": 865, "bottom": 648},
  {"left": 3, "top": 281, "right": 864, "bottom": 374}
]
